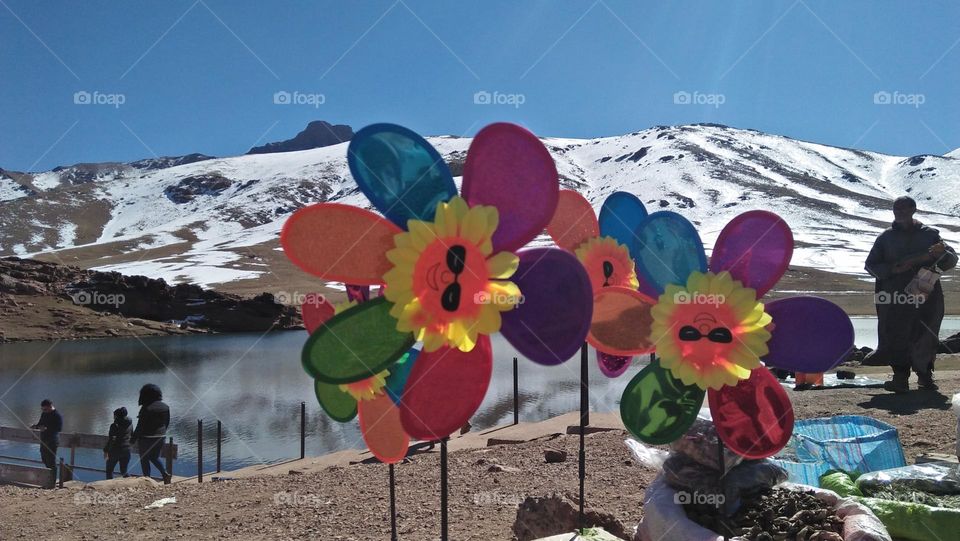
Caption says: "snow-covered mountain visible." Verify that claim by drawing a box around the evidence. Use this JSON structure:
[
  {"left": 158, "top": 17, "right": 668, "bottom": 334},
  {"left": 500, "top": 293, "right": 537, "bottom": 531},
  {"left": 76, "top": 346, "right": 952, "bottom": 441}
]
[{"left": 2, "top": 123, "right": 958, "bottom": 288}]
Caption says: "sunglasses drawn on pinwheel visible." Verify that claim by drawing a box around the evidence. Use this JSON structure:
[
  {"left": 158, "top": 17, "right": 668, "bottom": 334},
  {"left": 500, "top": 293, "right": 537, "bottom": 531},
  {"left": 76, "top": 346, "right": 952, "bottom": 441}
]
[
  {"left": 281, "top": 123, "right": 594, "bottom": 463},
  {"left": 545, "top": 190, "right": 664, "bottom": 378},
  {"left": 586, "top": 209, "right": 855, "bottom": 459}
]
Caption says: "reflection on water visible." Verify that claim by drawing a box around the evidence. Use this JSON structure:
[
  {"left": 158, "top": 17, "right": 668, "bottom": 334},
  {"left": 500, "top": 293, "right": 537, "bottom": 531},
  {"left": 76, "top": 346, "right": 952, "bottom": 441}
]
[
  {"left": 1, "top": 317, "right": 956, "bottom": 480},
  {"left": 0, "top": 332, "right": 632, "bottom": 480}
]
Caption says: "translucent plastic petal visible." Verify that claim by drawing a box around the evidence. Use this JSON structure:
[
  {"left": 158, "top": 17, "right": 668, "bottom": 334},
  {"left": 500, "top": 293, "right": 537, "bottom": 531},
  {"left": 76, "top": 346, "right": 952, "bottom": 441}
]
[
  {"left": 708, "top": 367, "right": 794, "bottom": 459},
  {"left": 631, "top": 212, "right": 708, "bottom": 294},
  {"left": 348, "top": 123, "right": 456, "bottom": 228},
  {"left": 302, "top": 297, "right": 414, "bottom": 383},
  {"left": 399, "top": 335, "right": 492, "bottom": 441},
  {"left": 282, "top": 203, "right": 400, "bottom": 285},
  {"left": 501, "top": 248, "right": 593, "bottom": 365},
  {"left": 546, "top": 189, "right": 599, "bottom": 251},
  {"left": 461, "top": 123, "right": 559, "bottom": 252},
  {"left": 620, "top": 360, "right": 705, "bottom": 445},
  {"left": 710, "top": 210, "right": 793, "bottom": 298}
]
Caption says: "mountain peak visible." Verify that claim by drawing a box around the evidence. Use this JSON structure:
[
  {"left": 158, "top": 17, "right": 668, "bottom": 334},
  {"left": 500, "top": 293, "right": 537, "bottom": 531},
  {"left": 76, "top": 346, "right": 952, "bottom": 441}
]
[{"left": 247, "top": 121, "right": 353, "bottom": 155}]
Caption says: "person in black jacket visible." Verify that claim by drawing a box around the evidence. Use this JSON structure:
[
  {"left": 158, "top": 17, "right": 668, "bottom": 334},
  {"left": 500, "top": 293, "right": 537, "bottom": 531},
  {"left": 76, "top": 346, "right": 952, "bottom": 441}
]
[
  {"left": 131, "top": 384, "right": 171, "bottom": 483},
  {"left": 103, "top": 407, "right": 133, "bottom": 479},
  {"left": 865, "top": 197, "right": 958, "bottom": 393},
  {"left": 30, "top": 399, "right": 63, "bottom": 470}
]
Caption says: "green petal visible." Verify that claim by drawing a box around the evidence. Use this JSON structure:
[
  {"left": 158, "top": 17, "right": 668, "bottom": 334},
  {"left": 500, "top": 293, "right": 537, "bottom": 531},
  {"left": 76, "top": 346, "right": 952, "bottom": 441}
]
[
  {"left": 315, "top": 380, "right": 357, "bottom": 422},
  {"left": 620, "top": 359, "right": 705, "bottom": 445},
  {"left": 302, "top": 297, "right": 415, "bottom": 384}
]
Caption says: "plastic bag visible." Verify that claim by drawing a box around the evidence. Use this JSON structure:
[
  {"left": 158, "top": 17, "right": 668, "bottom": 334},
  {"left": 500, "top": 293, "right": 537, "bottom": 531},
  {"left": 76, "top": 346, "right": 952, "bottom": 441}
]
[
  {"left": 661, "top": 452, "right": 787, "bottom": 515},
  {"left": 624, "top": 438, "right": 668, "bottom": 469},
  {"left": 635, "top": 477, "right": 891, "bottom": 541},
  {"left": 669, "top": 417, "right": 743, "bottom": 472},
  {"left": 853, "top": 496, "right": 960, "bottom": 541},
  {"left": 820, "top": 470, "right": 864, "bottom": 498},
  {"left": 856, "top": 463, "right": 960, "bottom": 496}
]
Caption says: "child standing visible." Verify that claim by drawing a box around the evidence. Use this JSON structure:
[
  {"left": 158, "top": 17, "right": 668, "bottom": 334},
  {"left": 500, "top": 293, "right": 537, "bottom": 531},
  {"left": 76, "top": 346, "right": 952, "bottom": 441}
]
[{"left": 104, "top": 407, "right": 133, "bottom": 479}]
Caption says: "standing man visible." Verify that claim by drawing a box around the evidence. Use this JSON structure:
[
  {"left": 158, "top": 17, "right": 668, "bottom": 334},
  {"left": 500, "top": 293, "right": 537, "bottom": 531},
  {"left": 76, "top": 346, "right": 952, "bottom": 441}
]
[
  {"left": 865, "top": 196, "right": 957, "bottom": 393},
  {"left": 29, "top": 399, "right": 63, "bottom": 471}
]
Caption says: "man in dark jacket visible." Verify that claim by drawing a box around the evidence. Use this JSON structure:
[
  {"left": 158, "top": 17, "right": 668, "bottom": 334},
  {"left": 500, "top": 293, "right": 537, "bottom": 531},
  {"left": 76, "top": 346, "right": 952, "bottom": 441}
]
[
  {"left": 30, "top": 399, "right": 63, "bottom": 470},
  {"left": 865, "top": 197, "right": 958, "bottom": 393},
  {"left": 103, "top": 407, "right": 133, "bottom": 479},
  {"left": 131, "top": 384, "right": 171, "bottom": 483}
]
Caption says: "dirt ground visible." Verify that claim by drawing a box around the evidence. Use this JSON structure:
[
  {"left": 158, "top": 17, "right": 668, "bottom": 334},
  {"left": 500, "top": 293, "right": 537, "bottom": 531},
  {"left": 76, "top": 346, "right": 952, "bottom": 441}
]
[{"left": 1, "top": 368, "right": 958, "bottom": 541}]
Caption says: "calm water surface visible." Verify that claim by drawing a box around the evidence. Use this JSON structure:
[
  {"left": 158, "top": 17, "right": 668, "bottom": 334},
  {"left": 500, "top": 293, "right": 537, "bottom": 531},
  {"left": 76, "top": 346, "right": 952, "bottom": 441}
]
[{"left": 1, "top": 317, "right": 957, "bottom": 480}]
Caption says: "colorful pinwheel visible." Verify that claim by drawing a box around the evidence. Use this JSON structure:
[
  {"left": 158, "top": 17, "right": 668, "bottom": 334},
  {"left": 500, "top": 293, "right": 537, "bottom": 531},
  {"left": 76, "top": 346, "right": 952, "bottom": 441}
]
[
  {"left": 281, "top": 123, "right": 594, "bottom": 462},
  {"left": 545, "top": 190, "right": 659, "bottom": 377},
  {"left": 588, "top": 210, "right": 854, "bottom": 458}
]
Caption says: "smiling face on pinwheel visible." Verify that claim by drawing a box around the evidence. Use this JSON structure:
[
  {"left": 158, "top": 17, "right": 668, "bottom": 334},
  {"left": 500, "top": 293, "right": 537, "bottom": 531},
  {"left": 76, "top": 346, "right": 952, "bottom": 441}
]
[
  {"left": 588, "top": 210, "right": 855, "bottom": 459},
  {"left": 653, "top": 270, "right": 772, "bottom": 390},
  {"left": 384, "top": 197, "right": 521, "bottom": 352},
  {"left": 281, "top": 122, "right": 595, "bottom": 460},
  {"left": 545, "top": 190, "right": 660, "bottom": 378}
]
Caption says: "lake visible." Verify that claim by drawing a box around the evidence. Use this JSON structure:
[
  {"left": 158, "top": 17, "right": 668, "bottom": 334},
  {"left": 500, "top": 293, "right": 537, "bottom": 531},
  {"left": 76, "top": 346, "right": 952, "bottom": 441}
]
[{"left": 1, "top": 316, "right": 958, "bottom": 481}]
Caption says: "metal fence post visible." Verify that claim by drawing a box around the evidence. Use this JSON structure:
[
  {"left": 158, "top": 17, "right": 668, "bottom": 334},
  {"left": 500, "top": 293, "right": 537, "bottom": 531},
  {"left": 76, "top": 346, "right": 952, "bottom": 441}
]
[
  {"left": 197, "top": 419, "right": 203, "bottom": 483},
  {"left": 512, "top": 357, "right": 519, "bottom": 425},
  {"left": 165, "top": 436, "right": 174, "bottom": 479},
  {"left": 300, "top": 401, "right": 306, "bottom": 460},
  {"left": 216, "top": 420, "right": 222, "bottom": 473}
]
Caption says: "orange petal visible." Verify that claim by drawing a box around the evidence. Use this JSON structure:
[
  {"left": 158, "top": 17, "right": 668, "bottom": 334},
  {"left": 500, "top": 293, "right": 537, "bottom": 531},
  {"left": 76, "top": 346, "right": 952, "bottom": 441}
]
[
  {"left": 587, "top": 286, "right": 657, "bottom": 355},
  {"left": 546, "top": 190, "right": 599, "bottom": 252},
  {"left": 358, "top": 393, "right": 410, "bottom": 464},
  {"left": 281, "top": 203, "right": 402, "bottom": 285}
]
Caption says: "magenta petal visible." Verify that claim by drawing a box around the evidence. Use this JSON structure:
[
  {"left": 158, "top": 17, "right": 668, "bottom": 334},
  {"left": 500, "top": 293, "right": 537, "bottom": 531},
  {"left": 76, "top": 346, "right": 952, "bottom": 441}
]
[
  {"left": 461, "top": 123, "right": 559, "bottom": 252},
  {"left": 501, "top": 248, "right": 593, "bottom": 365},
  {"left": 763, "top": 296, "right": 854, "bottom": 373},
  {"left": 345, "top": 284, "right": 371, "bottom": 303},
  {"left": 709, "top": 211, "right": 793, "bottom": 298},
  {"left": 596, "top": 350, "right": 632, "bottom": 378}
]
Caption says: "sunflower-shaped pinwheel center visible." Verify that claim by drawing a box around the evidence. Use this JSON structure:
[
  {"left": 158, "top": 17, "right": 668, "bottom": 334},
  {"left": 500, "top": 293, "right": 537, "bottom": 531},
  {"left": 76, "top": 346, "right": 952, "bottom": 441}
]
[
  {"left": 384, "top": 196, "right": 521, "bottom": 353},
  {"left": 651, "top": 270, "right": 772, "bottom": 390},
  {"left": 574, "top": 236, "right": 640, "bottom": 292},
  {"left": 339, "top": 370, "right": 390, "bottom": 401}
]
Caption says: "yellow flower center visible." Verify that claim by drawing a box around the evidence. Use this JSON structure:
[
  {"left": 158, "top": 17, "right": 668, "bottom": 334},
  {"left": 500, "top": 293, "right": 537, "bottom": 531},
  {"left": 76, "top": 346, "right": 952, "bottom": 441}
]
[
  {"left": 574, "top": 236, "right": 640, "bottom": 293},
  {"left": 383, "top": 197, "right": 521, "bottom": 352},
  {"left": 650, "top": 271, "right": 772, "bottom": 390}
]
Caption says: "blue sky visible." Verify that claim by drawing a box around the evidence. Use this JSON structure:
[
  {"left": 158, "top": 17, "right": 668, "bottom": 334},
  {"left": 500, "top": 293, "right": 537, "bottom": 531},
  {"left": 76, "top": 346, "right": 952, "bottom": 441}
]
[{"left": 1, "top": 0, "right": 958, "bottom": 171}]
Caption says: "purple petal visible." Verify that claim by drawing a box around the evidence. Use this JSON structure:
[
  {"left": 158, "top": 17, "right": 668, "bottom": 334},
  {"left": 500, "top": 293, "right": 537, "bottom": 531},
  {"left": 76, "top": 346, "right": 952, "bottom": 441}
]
[
  {"left": 462, "top": 123, "right": 559, "bottom": 252},
  {"left": 763, "top": 296, "right": 854, "bottom": 373},
  {"left": 710, "top": 211, "right": 793, "bottom": 298},
  {"left": 501, "top": 248, "right": 593, "bottom": 365}
]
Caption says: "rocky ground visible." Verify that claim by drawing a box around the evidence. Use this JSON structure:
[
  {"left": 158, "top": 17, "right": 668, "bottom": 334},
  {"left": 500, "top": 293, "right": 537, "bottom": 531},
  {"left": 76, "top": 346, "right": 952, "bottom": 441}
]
[
  {"left": 0, "top": 257, "right": 301, "bottom": 342},
  {"left": 0, "top": 369, "right": 957, "bottom": 541}
]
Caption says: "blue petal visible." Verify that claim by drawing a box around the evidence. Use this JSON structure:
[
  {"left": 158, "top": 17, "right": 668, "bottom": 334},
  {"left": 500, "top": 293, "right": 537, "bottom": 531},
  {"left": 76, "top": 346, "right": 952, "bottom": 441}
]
[
  {"left": 598, "top": 191, "right": 648, "bottom": 248},
  {"left": 347, "top": 123, "right": 457, "bottom": 228},
  {"left": 630, "top": 211, "right": 707, "bottom": 294}
]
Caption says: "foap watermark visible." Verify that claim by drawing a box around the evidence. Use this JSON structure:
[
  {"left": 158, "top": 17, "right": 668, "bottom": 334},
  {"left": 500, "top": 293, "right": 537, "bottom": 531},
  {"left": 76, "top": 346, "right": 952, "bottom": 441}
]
[
  {"left": 74, "top": 492, "right": 126, "bottom": 506},
  {"left": 674, "top": 490, "right": 725, "bottom": 506},
  {"left": 275, "top": 291, "right": 327, "bottom": 307},
  {"left": 873, "top": 90, "right": 925, "bottom": 108},
  {"left": 70, "top": 290, "right": 125, "bottom": 308},
  {"left": 473, "top": 490, "right": 523, "bottom": 507},
  {"left": 473, "top": 290, "right": 525, "bottom": 306},
  {"left": 473, "top": 90, "right": 526, "bottom": 109},
  {"left": 673, "top": 90, "right": 725, "bottom": 108},
  {"left": 273, "top": 491, "right": 323, "bottom": 507},
  {"left": 73, "top": 90, "right": 126, "bottom": 108},
  {"left": 875, "top": 291, "right": 925, "bottom": 307},
  {"left": 673, "top": 291, "right": 726, "bottom": 308},
  {"left": 273, "top": 90, "right": 326, "bottom": 108}
]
